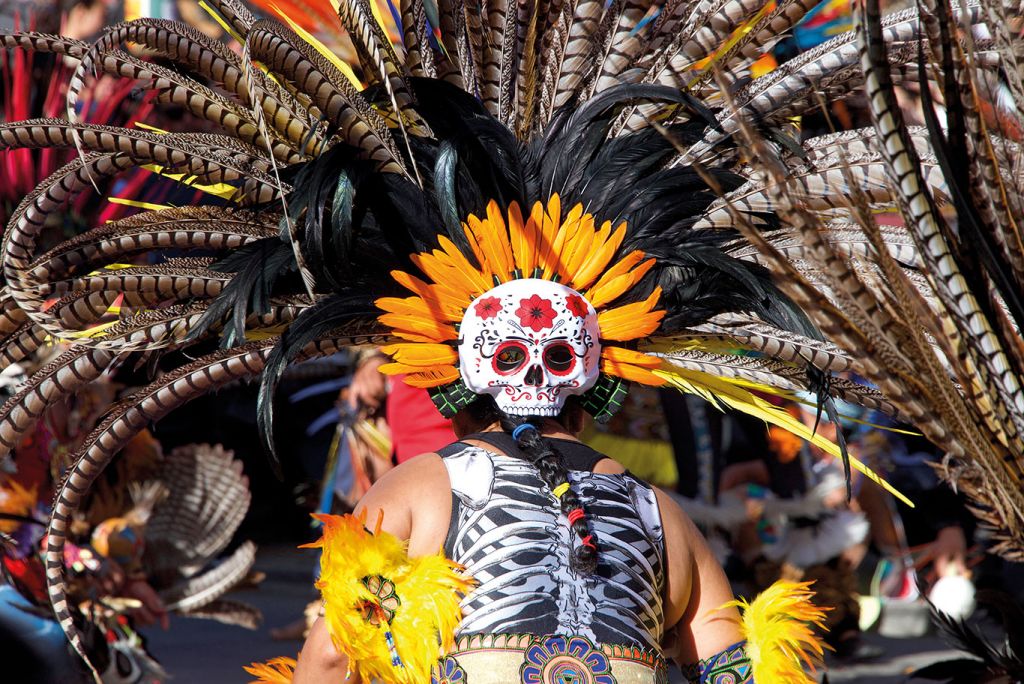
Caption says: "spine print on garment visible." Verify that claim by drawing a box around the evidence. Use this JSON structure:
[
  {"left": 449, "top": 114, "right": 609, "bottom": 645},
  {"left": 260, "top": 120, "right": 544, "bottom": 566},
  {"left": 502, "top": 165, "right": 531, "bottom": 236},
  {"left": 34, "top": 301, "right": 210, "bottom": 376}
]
[{"left": 442, "top": 445, "right": 666, "bottom": 650}]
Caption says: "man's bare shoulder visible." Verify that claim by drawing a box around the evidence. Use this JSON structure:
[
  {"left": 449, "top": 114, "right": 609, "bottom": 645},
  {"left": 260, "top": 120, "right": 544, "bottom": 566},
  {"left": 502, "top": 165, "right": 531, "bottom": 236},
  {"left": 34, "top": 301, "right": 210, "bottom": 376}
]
[{"left": 367, "top": 451, "right": 449, "bottom": 498}]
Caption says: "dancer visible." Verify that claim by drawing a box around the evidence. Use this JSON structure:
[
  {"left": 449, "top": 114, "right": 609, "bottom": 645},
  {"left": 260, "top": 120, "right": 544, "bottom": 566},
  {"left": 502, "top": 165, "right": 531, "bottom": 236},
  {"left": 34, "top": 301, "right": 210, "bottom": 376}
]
[{"left": 1, "top": 0, "right": 1023, "bottom": 679}]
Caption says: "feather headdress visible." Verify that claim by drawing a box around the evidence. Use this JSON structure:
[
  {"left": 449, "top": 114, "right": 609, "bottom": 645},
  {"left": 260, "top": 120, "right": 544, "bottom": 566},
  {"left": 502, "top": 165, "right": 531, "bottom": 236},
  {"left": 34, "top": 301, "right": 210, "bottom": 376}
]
[{"left": 1, "top": 0, "right": 1023, "bottom": 672}]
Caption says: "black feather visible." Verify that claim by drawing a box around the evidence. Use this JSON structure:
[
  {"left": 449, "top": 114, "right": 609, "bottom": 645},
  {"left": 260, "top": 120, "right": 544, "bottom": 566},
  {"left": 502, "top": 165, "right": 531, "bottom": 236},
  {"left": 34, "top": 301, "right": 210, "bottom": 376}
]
[
  {"left": 186, "top": 238, "right": 296, "bottom": 347},
  {"left": 257, "top": 293, "right": 381, "bottom": 470}
]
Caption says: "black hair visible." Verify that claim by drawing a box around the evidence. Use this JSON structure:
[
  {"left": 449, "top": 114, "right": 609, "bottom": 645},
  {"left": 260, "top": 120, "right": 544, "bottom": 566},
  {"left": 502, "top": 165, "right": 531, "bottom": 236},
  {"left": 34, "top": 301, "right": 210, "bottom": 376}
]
[{"left": 466, "top": 397, "right": 598, "bottom": 574}]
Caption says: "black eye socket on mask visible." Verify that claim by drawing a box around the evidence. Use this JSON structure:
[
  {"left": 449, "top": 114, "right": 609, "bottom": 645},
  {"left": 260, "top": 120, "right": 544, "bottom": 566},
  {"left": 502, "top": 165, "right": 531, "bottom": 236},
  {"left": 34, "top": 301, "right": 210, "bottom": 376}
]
[
  {"left": 495, "top": 344, "right": 527, "bottom": 372},
  {"left": 544, "top": 344, "right": 574, "bottom": 372}
]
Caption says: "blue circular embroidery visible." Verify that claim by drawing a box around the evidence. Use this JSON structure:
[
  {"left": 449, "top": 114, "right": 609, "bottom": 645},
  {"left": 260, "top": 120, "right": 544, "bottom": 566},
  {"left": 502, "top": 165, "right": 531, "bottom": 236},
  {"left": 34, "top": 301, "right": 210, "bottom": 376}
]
[
  {"left": 433, "top": 655, "right": 467, "bottom": 684},
  {"left": 520, "top": 635, "right": 616, "bottom": 684}
]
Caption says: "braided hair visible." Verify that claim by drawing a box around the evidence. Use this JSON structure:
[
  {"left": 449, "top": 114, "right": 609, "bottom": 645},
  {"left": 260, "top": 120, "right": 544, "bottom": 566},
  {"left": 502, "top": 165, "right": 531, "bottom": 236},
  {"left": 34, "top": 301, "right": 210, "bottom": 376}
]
[{"left": 467, "top": 398, "right": 599, "bottom": 574}]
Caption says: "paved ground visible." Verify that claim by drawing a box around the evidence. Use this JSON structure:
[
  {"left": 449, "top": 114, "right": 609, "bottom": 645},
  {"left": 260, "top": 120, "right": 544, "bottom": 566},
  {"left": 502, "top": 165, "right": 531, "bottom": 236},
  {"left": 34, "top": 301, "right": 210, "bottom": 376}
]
[{"left": 143, "top": 544, "right": 966, "bottom": 683}]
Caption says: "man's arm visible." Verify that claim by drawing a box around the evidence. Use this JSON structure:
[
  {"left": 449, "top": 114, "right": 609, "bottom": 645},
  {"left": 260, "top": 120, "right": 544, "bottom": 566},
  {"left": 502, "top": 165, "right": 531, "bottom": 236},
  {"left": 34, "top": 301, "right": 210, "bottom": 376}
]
[
  {"left": 654, "top": 489, "right": 744, "bottom": 675},
  {"left": 294, "top": 617, "right": 350, "bottom": 683},
  {"left": 291, "top": 453, "right": 452, "bottom": 681}
]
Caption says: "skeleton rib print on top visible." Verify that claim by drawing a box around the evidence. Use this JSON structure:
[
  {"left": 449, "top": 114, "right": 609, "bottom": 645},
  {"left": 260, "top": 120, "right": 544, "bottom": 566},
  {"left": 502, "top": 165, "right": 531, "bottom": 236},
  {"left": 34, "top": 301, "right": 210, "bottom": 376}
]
[{"left": 441, "top": 443, "right": 666, "bottom": 650}]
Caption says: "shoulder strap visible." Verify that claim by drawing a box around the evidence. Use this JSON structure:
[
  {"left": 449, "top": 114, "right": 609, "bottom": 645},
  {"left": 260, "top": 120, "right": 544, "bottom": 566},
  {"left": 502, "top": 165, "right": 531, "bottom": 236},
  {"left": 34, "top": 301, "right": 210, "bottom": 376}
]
[
  {"left": 436, "top": 441, "right": 470, "bottom": 458},
  {"left": 462, "top": 431, "right": 606, "bottom": 472}
]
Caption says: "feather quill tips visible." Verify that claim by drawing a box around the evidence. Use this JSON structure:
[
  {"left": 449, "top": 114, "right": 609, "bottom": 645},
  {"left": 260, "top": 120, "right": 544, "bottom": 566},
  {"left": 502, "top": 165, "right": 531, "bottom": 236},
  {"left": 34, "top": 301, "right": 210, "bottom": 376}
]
[{"left": 721, "top": 580, "right": 830, "bottom": 683}]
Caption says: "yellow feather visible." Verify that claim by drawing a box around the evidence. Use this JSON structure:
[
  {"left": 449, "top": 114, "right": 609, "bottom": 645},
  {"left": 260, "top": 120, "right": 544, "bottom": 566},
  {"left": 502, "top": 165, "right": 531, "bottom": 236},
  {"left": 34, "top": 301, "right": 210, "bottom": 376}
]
[
  {"left": 654, "top": 366, "right": 914, "bottom": 507},
  {"left": 720, "top": 581, "right": 829, "bottom": 683},
  {"left": 107, "top": 197, "right": 174, "bottom": 212},
  {"left": 302, "top": 513, "right": 473, "bottom": 684}
]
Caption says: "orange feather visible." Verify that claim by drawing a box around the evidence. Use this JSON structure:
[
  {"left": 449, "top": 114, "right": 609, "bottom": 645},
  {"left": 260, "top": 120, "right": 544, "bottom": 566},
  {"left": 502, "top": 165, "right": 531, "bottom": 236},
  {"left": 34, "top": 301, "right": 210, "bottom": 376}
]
[
  {"left": 601, "top": 345, "right": 663, "bottom": 367},
  {"left": 597, "top": 287, "right": 665, "bottom": 341},
  {"left": 401, "top": 367, "right": 462, "bottom": 387},
  {"left": 377, "top": 313, "right": 457, "bottom": 342},
  {"left": 391, "top": 271, "right": 472, "bottom": 312},
  {"left": 381, "top": 342, "right": 459, "bottom": 366},
  {"left": 536, "top": 195, "right": 561, "bottom": 278},
  {"left": 587, "top": 257, "right": 657, "bottom": 309},
  {"left": 572, "top": 221, "right": 627, "bottom": 291},
  {"left": 485, "top": 200, "right": 515, "bottom": 280},
  {"left": 543, "top": 202, "right": 583, "bottom": 281},
  {"left": 507, "top": 201, "right": 534, "bottom": 276},
  {"left": 462, "top": 221, "right": 489, "bottom": 274},
  {"left": 562, "top": 213, "right": 597, "bottom": 277},
  {"left": 599, "top": 358, "right": 667, "bottom": 385}
]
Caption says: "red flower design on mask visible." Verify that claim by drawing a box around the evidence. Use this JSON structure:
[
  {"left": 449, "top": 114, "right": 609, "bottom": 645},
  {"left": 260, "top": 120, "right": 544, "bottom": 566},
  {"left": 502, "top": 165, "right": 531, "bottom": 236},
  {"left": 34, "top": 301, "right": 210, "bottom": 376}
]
[
  {"left": 565, "top": 294, "right": 589, "bottom": 318},
  {"left": 516, "top": 295, "right": 557, "bottom": 332},
  {"left": 474, "top": 296, "right": 503, "bottom": 319}
]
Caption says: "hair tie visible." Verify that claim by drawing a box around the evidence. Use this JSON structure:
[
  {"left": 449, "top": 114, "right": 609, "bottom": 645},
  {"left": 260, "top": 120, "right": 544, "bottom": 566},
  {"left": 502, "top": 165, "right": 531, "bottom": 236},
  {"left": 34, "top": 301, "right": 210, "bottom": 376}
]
[
  {"left": 567, "top": 508, "right": 586, "bottom": 526},
  {"left": 512, "top": 423, "right": 537, "bottom": 441},
  {"left": 579, "top": 535, "right": 596, "bottom": 550},
  {"left": 552, "top": 483, "right": 570, "bottom": 499}
]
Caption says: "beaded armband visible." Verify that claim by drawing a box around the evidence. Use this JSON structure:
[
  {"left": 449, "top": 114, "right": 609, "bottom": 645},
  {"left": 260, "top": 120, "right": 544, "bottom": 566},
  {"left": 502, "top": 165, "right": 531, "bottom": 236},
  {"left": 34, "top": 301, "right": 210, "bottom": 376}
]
[{"left": 681, "top": 641, "right": 752, "bottom": 684}]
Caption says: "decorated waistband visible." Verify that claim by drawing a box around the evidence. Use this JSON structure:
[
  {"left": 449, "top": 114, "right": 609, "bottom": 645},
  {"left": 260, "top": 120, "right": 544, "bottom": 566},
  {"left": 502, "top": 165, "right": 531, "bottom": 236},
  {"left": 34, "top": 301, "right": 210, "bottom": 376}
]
[{"left": 432, "top": 633, "right": 668, "bottom": 684}]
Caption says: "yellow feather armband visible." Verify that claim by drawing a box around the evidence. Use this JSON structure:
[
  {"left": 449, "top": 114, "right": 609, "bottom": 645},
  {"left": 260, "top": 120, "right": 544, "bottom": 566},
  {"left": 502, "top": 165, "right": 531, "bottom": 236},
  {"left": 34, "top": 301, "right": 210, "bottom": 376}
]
[
  {"left": 300, "top": 511, "right": 473, "bottom": 683},
  {"left": 717, "top": 580, "right": 829, "bottom": 683}
]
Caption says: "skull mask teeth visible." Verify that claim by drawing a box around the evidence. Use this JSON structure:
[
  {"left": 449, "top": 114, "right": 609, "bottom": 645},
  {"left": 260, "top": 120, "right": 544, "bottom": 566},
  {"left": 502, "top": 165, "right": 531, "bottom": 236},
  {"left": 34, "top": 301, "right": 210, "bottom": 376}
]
[{"left": 458, "top": 279, "right": 601, "bottom": 416}]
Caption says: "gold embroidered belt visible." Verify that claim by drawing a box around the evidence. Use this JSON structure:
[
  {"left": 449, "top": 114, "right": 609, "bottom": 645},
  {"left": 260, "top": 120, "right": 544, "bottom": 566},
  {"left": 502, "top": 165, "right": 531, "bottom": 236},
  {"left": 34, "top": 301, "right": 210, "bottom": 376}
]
[{"left": 434, "top": 633, "right": 668, "bottom": 684}]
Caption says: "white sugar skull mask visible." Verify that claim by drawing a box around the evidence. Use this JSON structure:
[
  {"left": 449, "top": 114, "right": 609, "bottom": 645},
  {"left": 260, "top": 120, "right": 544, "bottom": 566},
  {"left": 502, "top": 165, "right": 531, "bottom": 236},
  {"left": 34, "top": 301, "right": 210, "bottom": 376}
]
[{"left": 458, "top": 279, "right": 601, "bottom": 416}]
